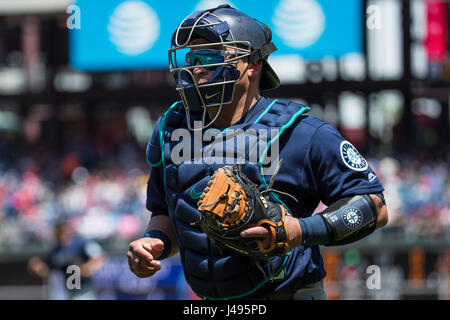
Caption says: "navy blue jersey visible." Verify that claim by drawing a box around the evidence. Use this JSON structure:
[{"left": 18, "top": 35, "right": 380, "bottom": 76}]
[
  {"left": 145, "top": 96, "right": 384, "bottom": 297},
  {"left": 46, "top": 236, "right": 103, "bottom": 273}
]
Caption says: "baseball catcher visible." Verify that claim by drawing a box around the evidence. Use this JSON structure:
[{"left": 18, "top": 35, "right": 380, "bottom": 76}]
[{"left": 127, "top": 4, "right": 389, "bottom": 300}]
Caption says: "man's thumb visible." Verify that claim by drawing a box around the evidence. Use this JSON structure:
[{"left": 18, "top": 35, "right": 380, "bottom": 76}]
[
  {"left": 151, "top": 239, "right": 165, "bottom": 253},
  {"left": 143, "top": 238, "right": 165, "bottom": 257}
]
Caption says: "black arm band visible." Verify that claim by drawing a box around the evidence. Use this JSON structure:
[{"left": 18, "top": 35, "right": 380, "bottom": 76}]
[
  {"left": 319, "top": 195, "right": 378, "bottom": 246},
  {"left": 144, "top": 230, "right": 172, "bottom": 260}
]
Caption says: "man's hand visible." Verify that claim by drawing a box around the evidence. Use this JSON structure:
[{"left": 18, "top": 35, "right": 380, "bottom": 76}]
[
  {"left": 80, "top": 256, "right": 106, "bottom": 278},
  {"left": 127, "top": 238, "right": 164, "bottom": 278},
  {"left": 27, "top": 256, "right": 50, "bottom": 279},
  {"left": 240, "top": 215, "right": 302, "bottom": 250}
]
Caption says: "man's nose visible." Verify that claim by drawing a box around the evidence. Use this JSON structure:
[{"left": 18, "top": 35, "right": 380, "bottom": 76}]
[{"left": 193, "top": 60, "right": 208, "bottom": 74}]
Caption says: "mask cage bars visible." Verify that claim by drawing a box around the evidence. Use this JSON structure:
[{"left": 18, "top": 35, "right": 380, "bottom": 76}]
[{"left": 168, "top": 10, "right": 252, "bottom": 131}]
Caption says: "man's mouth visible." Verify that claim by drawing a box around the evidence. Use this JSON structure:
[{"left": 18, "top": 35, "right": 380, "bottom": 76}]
[{"left": 196, "top": 78, "right": 210, "bottom": 85}]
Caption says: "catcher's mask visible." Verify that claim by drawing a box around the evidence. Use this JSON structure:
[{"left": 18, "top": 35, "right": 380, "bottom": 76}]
[{"left": 169, "top": 4, "right": 280, "bottom": 131}]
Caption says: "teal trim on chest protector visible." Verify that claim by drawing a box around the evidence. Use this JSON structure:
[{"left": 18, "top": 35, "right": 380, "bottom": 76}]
[
  {"left": 146, "top": 101, "right": 181, "bottom": 188},
  {"left": 257, "top": 104, "right": 310, "bottom": 214},
  {"left": 253, "top": 99, "right": 279, "bottom": 124},
  {"left": 190, "top": 186, "right": 203, "bottom": 200},
  {"left": 219, "top": 99, "right": 279, "bottom": 134}
]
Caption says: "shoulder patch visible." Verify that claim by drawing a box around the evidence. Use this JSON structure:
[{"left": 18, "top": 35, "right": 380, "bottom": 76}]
[{"left": 340, "top": 141, "right": 368, "bottom": 172}]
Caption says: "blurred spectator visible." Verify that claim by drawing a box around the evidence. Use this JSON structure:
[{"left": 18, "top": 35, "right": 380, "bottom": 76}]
[{"left": 27, "top": 220, "right": 105, "bottom": 300}]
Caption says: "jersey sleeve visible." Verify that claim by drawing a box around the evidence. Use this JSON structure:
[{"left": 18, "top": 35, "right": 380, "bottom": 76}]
[
  {"left": 145, "top": 117, "right": 169, "bottom": 217},
  {"left": 82, "top": 240, "right": 103, "bottom": 259},
  {"left": 146, "top": 166, "right": 168, "bottom": 216},
  {"left": 306, "top": 123, "right": 384, "bottom": 206}
]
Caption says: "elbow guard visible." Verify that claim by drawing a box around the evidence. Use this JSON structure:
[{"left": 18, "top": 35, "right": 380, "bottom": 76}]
[{"left": 320, "top": 195, "right": 378, "bottom": 246}]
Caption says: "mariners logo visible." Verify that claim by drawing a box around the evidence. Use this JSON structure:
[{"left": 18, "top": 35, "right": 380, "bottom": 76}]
[
  {"left": 340, "top": 141, "right": 368, "bottom": 172},
  {"left": 342, "top": 207, "right": 363, "bottom": 229}
]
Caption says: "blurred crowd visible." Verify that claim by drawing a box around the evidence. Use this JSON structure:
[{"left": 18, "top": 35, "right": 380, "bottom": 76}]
[
  {"left": 369, "top": 152, "right": 450, "bottom": 237},
  {"left": 0, "top": 142, "right": 450, "bottom": 248},
  {"left": 0, "top": 140, "right": 151, "bottom": 247}
]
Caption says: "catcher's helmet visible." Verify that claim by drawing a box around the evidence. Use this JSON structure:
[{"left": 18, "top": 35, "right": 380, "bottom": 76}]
[{"left": 168, "top": 4, "right": 280, "bottom": 130}]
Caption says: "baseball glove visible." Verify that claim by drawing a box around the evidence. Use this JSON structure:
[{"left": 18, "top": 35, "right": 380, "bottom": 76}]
[{"left": 197, "top": 165, "right": 292, "bottom": 260}]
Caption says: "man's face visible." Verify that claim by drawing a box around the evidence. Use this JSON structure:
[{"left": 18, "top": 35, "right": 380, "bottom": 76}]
[{"left": 55, "top": 224, "right": 72, "bottom": 244}]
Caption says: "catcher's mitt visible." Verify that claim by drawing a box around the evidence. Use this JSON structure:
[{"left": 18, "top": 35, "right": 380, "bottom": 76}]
[{"left": 197, "top": 165, "right": 292, "bottom": 260}]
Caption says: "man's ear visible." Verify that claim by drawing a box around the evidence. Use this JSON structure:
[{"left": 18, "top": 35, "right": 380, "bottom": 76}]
[{"left": 247, "top": 60, "right": 263, "bottom": 79}]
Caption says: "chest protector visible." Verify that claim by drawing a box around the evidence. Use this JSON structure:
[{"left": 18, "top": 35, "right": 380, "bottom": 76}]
[{"left": 147, "top": 99, "right": 309, "bottom": 299}]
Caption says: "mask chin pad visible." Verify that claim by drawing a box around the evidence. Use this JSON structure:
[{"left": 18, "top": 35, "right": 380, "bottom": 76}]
[{"left": 173, "top": 65, "right": 241, "bottom": 112}]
